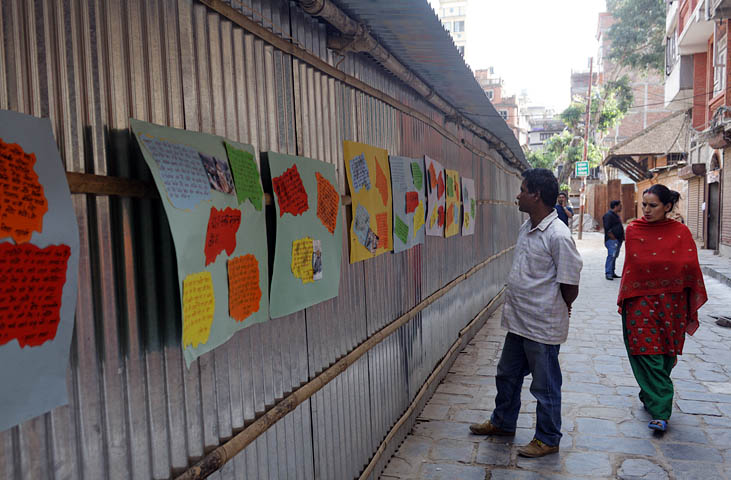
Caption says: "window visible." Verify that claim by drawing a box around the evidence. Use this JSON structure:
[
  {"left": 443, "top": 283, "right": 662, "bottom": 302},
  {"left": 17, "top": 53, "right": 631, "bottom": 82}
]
[
  {"left": 714, "top": 25, "right": 727, "bottom": 97},
  {"left": 485, "top": 90, "right": 494, "bottom": 100},
  {"left": 443, "top": 21, "right": 452, "bottom": 32},
  {"left": 498, "top": 110, "right": 508, "bottom": 120},
  {"left": 453, "top": 21, "right": 465, "bottom": 33},
  {"left": 457, "top": 45, "right": 465, "bottom": 56},
  {"left": 665, "top": 31, "right": 678, "bottom": 76},
  {"left": 539, "top": 132, "right": 553, "bottom": 141}
]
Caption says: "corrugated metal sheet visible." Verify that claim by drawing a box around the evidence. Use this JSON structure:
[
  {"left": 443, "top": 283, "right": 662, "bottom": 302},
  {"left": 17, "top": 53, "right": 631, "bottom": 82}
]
[
  {"left": 0, "top": 1, "right": 521, "bottom": 479},
  {"left": 330, "top": 0, "right": 525, "bottom": 167}
]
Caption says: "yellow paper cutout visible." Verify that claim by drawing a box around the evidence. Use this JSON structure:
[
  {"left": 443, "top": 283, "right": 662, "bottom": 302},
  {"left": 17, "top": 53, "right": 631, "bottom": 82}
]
[
  {"left": 344, "top": 141, "right": 393, "bottom": 263},
  {"left": 414, "top": 201, "right": 425, "bottom": 233},
  {"left": 444, "top": 169, "right": 460, "bottom": 238},
  {"left": 292, "top": 237, "right": 314, "bottom": 284},
  {"left": 182, "top": 271, "right": 215, "bottom": 349}
]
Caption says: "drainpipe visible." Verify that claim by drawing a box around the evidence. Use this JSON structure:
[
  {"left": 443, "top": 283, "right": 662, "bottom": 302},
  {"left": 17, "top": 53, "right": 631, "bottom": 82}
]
[{"left": 298, "top": 0, "right": 523, "bottom": 169}]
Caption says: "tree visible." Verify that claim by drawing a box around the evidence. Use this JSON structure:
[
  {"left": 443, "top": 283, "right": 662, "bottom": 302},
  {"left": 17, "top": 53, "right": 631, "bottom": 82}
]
[
  {"left": 550, "top": 77, "right": 634, "bottom": 185},
  {"left": 606, "top": 0, "right": 666, "bottom": 74}
]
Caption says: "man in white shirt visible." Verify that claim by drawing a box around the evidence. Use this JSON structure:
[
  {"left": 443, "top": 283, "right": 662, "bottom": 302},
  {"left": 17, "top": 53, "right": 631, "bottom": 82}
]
[{"left": 470, "top": 168, "right": 582, "bottom": 458}]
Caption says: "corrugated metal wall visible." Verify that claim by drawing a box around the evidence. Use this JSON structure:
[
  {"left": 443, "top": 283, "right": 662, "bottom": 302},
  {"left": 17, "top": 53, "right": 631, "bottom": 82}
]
[{"left": 0, "top": 1, "right": 522, "bottom": 479}]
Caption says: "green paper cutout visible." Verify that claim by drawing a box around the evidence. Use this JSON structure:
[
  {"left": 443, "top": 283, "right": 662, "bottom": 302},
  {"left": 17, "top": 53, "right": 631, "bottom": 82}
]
[
  {"left": 410, "top": 162, "right": 423, "bottom": 190},
  {"left": 446, "top": 175, "right": 454, "bottom": 197},
  {"left": 225, "top": 142, "right": 263, "bottom": 211},
  {"left": 394, "top": 215, "right": 409, "bottom": 244},
  {"left": 471, "top": 198, "right": 476, "bottom": 218}
]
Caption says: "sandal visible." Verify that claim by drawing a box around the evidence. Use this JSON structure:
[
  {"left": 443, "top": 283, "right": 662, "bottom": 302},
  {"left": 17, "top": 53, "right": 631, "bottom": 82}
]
[{"left": 648, "top": 419, "right": 667, "bottom": 432}]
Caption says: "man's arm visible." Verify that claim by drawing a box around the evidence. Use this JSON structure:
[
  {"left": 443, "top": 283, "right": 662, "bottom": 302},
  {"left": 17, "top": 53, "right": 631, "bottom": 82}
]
[
  {"left": 564, "top": 206, "right": 574, "bottom": 218},
  {"left": 603, "top": 213, "right": 616, "bottom": 239},
  {"left": 560, "top": 283, "right": 579, "bottom": 312}
]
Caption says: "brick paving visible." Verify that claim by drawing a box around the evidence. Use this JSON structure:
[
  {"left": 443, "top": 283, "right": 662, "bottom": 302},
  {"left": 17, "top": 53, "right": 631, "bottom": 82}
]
[{"left": 381, "top": 233, "right": 731, "bottom": 479}]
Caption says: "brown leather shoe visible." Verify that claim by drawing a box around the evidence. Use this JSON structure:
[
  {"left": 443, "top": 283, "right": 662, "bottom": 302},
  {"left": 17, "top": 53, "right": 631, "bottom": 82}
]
[
  {"left": 517, "top": 438, "right": 559, "bottom": 457},
  {"left": 469, "top": 420, "right": 515, "bottom": 436}
]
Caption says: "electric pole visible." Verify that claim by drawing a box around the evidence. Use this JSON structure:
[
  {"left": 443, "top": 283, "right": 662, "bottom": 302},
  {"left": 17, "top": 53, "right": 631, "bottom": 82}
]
[{"left": 578, "top": 57, "right": 593, "bottom": 240}]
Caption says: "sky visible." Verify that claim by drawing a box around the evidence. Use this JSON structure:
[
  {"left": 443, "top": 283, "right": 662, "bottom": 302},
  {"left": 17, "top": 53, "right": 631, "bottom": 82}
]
[{"left": 429, "top": 0, "right": 607, "bottom": 113}]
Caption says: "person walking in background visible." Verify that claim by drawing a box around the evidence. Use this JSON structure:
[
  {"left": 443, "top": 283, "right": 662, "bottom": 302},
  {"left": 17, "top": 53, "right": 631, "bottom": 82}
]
[
  {"left": 618, "top": 184, "right": 707, "bottom": 432},
  {"left": 555, "top": 192, "right": 574, "bottom": 227},
  {"left": 469, "top": 168, "right": 582, "bottom": 458},
  {"left": 603, "top": 200, "right": 624, "bottom": 280}
]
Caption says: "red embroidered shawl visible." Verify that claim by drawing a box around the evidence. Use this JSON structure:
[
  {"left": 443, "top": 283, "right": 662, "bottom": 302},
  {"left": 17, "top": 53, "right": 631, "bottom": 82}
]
[{"left": 617, "top": 217, "right": 707, "bottom": 335}]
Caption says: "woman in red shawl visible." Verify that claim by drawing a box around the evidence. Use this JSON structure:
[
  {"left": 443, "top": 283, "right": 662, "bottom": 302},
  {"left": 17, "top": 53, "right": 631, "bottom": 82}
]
[{"left": 618, "top": 184, "right": 707, "bottom": 432}]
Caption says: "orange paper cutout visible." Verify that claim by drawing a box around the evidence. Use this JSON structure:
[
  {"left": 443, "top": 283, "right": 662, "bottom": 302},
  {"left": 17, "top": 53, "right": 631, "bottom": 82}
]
[
  {"left": 446, "top": 203, "right": 455, "bottom": 228},
  {"left": 429, "top": 163, "right": 437, "bottom": 189},
  {"left": 375, "top": 161, "right": 389, "bottom": 207},
  {"left": 0, "top": 138, "right": 49, "bottom": 244},
  {"left": 437, "top": 205, "right": 445, "bottom": 227},
  {"left": 0, "top": 243, "right": 70, "bottom": 348},
  {"left": 437, "top": 171, "right": 445, "bottom": 199},
  {"left": 316, "top": 172, "right": 339, "bottom": 235},
  {"left": 272, "top": 164, "right": 309, "bottom": 217},
  {"left": 182, "top": 271, "right": 215, "bottom": 349},
  {"left": 204, "top": 206, "right": 242, "bottom": 266},
  {"left": 376, "top": 212, "right": 389, "bottom": 250},
  {"left": 405, "top": 192, "right": 419, "bottom": 214},
  {"left": 228, "top": 254, "right": 261, "bottom": 322}
]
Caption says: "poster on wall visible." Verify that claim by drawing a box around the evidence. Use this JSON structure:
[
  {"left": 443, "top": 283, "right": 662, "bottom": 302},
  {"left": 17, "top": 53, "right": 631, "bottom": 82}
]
[
  {"left": 389, "top": 155, "right": 426, "bottom": 253},
  {"left": 344, "top": 141, "right": 393, "bottom": 263},
  {"left": 0, "top": 109, "right": 81, "bottom": 432},
  {"left": 424, "top": 155, "right": 446, "bottom": 237},
  {"left": 444, "top": 169, "right": 461, "bottom": 238},
  {"left": 130, "top": 119, "right": 269, "bottom": 368},
  {"left": 267, "top": 152, "right": 343, "bottom": 318},
  {"left": 461, "top": 177, "right": 476, "bottom": 236}
]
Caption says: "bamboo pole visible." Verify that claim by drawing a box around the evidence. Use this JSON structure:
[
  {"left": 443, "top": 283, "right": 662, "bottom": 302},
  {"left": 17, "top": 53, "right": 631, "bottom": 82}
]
[
  {"left": 358, "top": 287, "right": 506, "bottom": 479},
  {"left": 175, "top": 246, "right": 514, "bottom": 480}
]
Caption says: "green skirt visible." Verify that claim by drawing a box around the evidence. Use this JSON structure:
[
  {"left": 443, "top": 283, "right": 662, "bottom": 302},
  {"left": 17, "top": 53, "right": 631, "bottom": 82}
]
[{"left": 622, "top": 311, "right": 675, "bottom": 420}]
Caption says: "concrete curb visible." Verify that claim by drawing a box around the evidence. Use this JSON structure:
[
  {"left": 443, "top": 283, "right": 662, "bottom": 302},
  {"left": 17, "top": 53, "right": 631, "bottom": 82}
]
[{"left": 701, "top": 265, "right": 731, "bottom": 288}]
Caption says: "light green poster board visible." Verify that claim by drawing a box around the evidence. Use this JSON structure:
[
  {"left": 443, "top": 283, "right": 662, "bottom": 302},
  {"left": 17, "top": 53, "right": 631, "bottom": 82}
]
[
  {"left": 130, "top": 119, "right": 269, "bottom": 367},
  {"left": 266, "top": 152, "right": 343, "bottom": 318}
]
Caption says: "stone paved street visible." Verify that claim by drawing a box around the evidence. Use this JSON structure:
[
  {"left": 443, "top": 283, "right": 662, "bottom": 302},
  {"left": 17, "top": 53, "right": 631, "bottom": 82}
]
[{"left": 381, "top": 232, "right": 731, "bottom": 480}]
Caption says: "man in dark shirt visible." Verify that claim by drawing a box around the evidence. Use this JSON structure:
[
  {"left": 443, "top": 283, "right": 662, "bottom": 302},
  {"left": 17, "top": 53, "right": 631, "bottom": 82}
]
[
  {"left": 554, "top": 192, "right": 574, "bottom": 227},
  {"left": 602, "top": 200, "right": 624, "bottom": 280}
]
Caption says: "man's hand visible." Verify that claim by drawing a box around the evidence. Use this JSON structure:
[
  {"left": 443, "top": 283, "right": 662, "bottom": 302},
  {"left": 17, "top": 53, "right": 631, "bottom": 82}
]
[{"left": 607, "top": 232, "right": 616, "bottom": 240}]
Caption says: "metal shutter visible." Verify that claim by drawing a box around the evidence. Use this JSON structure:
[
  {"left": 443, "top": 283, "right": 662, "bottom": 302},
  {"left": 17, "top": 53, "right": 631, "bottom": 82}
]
[{"left": 687, "top": 177, "right": 703, "bottom": 240}]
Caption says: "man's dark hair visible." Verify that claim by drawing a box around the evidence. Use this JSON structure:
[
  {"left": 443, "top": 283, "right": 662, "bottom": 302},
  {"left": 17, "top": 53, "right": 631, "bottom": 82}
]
[
  {"left": 521, "top": 168, "right": 558, "bottom": 207},
  {"left": 610, "top": 200, "right": 621, "bottom": 209},
  {"left": 557, "top": 192, "right": 568, "bottom": 198}
]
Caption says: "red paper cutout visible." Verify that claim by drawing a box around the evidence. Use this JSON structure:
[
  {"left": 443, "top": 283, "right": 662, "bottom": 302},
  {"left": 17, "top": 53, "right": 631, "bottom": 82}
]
[
  {"left": 316, "top": 172, "right": 339, "bottom": 235},
  {"left": 0, "top": 242, "right": 70, "bottom": 348},
  {"left": 437, "top": 171, "right": 445, "bottom": 199},
  {"left": 204, "top": 206, "right": 242, "bottom": 266},
  {"left": 428, "top": 163, "right": 437, "bottom": 189},
  {"left": 446, "top": 203, "right": 455, "bottom": 228},
  {"left": 405, "top": 192, "right": 419, "bottom": 214},
  {"left": 375, "top": 160, "right": 389, "bottom": 207},
  {"left": 0, "top": 138, "right": 49, "bottom": 244},
  {"left": 376, "top": 212, "right": 389, "bottom": 250},
  {"left": 272, "top": 164, "right": 309, "bottom": 217},
  {"left": 228, "top": 254, "right": 261, "bottom": 322},
  {"left": 437, "top": 205, "right": 445, "bottom": 227}
]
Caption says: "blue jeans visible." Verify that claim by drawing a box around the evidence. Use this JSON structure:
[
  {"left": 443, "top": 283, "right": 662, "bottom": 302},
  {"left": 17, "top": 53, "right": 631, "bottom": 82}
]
[
  {"left": 605, "top": 239, "right": 621, "bottom": 277},
  {"left": 490, "top": 333, "right": 563, "bottom": 446}
]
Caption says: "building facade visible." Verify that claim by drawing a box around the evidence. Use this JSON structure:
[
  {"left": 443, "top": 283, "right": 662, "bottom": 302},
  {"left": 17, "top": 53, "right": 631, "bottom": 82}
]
[
  {"left": 436, "top": 0, "right": 467, "bottom": 56},
  {"left": 664, "top": 0, "right": 731, "bottom": 254},
  {"left": 474, "top": 68, "right": 524, "bottom": 145}
]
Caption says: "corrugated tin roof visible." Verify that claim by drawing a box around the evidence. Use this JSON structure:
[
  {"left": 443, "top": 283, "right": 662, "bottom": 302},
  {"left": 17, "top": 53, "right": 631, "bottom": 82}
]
[
  {"left": 332, "top": 0, "right": 527, "bottom": 167},
  {"left": 605, "top": 110, "right": 689, "bottom": 158}
]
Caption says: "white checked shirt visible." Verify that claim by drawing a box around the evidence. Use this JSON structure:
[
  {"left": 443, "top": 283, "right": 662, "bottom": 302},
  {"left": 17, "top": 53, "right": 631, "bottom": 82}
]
[{"left": 502, "top": 210, "right": 583, "bottom": 345}]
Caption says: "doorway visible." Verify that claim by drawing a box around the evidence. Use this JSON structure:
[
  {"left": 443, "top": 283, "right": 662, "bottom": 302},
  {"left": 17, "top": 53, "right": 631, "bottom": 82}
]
[{"left": 708, "top": 181, "right": 720, "bottom": 250}]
